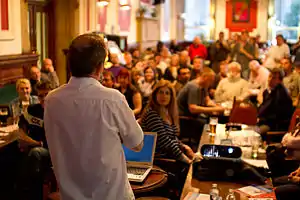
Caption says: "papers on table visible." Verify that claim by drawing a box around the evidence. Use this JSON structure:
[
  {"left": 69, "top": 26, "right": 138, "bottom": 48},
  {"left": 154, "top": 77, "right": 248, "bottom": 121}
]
[
  {"left": 0, "top": 140, "right": 5, "bottom": 144},
  {"left": 0, "top": 124, "right": 18, "bottom": 133},
  {"left": 183, "top": 192, "right": 210, "bottom": 200},
  {"left": 242, "top": 158, "right": 269, "bottom": 169},
  {"left": 238, "top": 186, "right": 266, "bottom": 196}
]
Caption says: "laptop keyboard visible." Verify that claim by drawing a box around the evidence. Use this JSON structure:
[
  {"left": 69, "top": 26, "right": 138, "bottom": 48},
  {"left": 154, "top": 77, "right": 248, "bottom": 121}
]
[{"left": 127, "top": 167, "right": 148, "bottom": 175}]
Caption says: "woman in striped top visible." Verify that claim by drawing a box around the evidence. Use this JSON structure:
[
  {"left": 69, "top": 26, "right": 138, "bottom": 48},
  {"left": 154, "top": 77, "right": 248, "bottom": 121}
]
[{"left": 141, "top": 79, "right": 194, "bottom": 164}]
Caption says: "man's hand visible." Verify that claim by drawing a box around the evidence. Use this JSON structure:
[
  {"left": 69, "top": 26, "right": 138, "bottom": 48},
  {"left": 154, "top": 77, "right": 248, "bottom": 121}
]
[
  {"left": 48, "top": 65, "right": 55, "bottom": 73},
  {"left": 289, "top": 175, "right": 300, "bottom": 184},
  {"left": 282, "top": 133, "right": 292, "bottom": 146}
]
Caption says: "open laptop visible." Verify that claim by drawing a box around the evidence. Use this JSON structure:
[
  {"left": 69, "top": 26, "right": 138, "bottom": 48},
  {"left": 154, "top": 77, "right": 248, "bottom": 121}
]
[{"left": 122, "top": 132, "right": 157, "bottom": 183}]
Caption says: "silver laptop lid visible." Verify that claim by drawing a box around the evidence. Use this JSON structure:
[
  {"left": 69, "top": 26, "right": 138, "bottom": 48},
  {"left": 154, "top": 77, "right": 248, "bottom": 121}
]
[{"left": 122, "top": 132, "right": 157, "bottom": 167}]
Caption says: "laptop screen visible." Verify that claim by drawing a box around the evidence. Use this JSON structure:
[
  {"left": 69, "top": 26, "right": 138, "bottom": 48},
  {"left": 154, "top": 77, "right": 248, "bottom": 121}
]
[{"left": 123, "top": 134, "right": 155, "bottom": 163}]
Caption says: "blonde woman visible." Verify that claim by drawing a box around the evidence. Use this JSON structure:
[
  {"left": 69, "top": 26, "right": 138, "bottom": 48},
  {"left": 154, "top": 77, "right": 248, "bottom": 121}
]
[
  {"left": 10, "top": 78, "right": 39, "bottom": 118},
  {"left": 141, "top": 79, "right": 194, "bottom": 164}
]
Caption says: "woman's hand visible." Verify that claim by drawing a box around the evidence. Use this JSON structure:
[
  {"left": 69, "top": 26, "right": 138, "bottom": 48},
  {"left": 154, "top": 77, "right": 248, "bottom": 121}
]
[{"left": 181, "top": 144, "right": 195, "bottom": 160}]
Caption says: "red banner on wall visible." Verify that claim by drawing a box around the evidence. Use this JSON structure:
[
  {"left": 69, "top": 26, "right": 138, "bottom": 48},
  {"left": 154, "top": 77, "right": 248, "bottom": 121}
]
[
  {"left": 98, "top": 6, "right": 107, "bottom": 32},
  {"left": 1, "top": 0, "right": 9, "bottom": 30},
  {"left": 226, "top": 0, "right": 257, "bottom": 32}
]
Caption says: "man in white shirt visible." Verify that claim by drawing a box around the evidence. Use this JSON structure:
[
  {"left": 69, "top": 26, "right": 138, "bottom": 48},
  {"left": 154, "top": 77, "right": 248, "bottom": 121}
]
[
  {"left": 44, "top": 34, "right": 144, "bottom": 200},
  {"left": 264, "top": 34, "right": 290, "bottom": 69}
]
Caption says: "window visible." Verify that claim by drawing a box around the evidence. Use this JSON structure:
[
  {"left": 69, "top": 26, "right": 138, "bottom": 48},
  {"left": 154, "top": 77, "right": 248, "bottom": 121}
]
[
  {"left": 272, "top": 0, "right": 300, "bottom": 42},
  {"left": 184, "top": 0, "right": 210, "bottom": 41}
]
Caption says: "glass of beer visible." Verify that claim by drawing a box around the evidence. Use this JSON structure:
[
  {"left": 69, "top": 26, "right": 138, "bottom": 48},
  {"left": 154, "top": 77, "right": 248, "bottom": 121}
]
[{"left": 209, "top": 117, "right": 218, "bottom": 135}]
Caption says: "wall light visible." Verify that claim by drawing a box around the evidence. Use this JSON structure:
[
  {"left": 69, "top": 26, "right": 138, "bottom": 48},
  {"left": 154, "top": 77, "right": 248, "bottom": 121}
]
[{"left": 97, "top": 0, "right": 110, "bottom": 7}]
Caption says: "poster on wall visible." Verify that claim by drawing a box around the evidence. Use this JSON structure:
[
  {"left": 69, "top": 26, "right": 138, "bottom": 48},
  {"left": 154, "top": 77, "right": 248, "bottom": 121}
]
[
  {"left": 226, "top": 0, "right": 257, "bottom": 32},
  {"left": 233, "top": 1, "right": 250, "bottom": 22}
]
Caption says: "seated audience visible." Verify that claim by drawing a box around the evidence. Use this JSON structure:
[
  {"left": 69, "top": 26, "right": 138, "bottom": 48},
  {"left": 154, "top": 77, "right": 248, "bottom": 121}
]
[
  {"left": 131, "top": 48, "right": 141, "bottom": 64},
  {"left": 215, "top": 62, "right": 249, "bottom": 103},
  {"left": 190, "top": 56, "right": 204, "bottom": 80},
  {"left": 131, "top": 68, "right": 143, "bottom": 89},
  {"left": 123, "top": 51, "right": 133, "bottom": 70},
  {"left": 141, "top": 79, "right": 194, "bottom": 163},
  {"left": 174, "top": 67, "right": 191, "bottom": 95},
  {"left": 282, "top": 57, "right": 300, "bottom": 106},
  {"left": 29, "top": 66, "right": 45, "bottom": 95},
  {"left": 116, "top": 68, "right": 142, "bottom": 117},
  {"left": 141, "top": 80, "right": 194, "bottom": 197},
  {"left": 258, "top": 68, "right": 294, "bottom": 135},
  {"left": 107, "top": 53, "right": 124, "bottom": 78},
  {"left": 179, "top": 50, "right": 191, "bottom": 68},
  {"left": 188, "top": 36, "right": 207, "bottom": 60},
  {"left": 155, "top": 53, "right": 168, "bottom": 74},
  {"left": 169, "top": 39, "right": 180, "bottom": 53},
  {"left": 148, "top": 57, "right": 163, "bottom": 80},
  {"left": 138, "top": 66, "right": 157, "bottom": 108},
  {"left": 138, "top": 66, "right": 156, "bottom": 98},
  {"left": 102, "top": 70, "right": 115, "bottom": 88},
  {"left": 16, "top": 81, "right": 52, "bottom": 200},
  {"left": 264, "top": 34, "right": 290, "bottom": 69},
  {"left": 160, "top": 46, "right": 171, "bottom": 66},
  {"left": 164, "top": 54, "right": 180, "bottom": 82},
  {"left": 209, "top": 60, "right": 228, "bottom": 98},
  {"left": 248, "top": 60, "right": 269, "bottom": 96},
  {"left": 41, "top": 58, "right": 60, "bottom": 89},
  {"left": 177, "top": 67, "right": 225, "bottom": 120},
  {"left": 10, "top": 78, "right": 39, "bottom": 118}
]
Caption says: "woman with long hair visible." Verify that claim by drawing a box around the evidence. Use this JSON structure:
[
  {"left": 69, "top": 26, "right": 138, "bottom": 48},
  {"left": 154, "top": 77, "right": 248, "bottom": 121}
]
[
  {"left": 141, "top": 79, "right": 195, "bottom": 198},
  {"left": 141, "top": 79, "right": 194, "bottom": 163},
  {"left": 116, "top": 68, "right": 142, "bottom": 117}
]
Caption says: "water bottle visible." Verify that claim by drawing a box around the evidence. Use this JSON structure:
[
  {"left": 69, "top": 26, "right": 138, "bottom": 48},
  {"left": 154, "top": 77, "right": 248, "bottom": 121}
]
[
  {"left": 210, "top": 183, "right": 220, "bottom": 200},
  {"left": 225, "top": 189, "right": 236, "bottom": 200}
]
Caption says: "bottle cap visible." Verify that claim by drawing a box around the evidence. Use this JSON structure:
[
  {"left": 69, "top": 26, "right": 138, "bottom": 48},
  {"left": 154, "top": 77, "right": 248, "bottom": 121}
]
[{"left": 212, "top": 183, "right": 218, "bottom": 187}]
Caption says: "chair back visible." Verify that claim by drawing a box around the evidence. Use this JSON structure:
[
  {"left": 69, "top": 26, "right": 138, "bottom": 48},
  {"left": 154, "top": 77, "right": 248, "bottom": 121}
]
[
  {"left": 229, "top": 100, "right": 258, "bottom": 125},
  {"left": 288, "top": 108, "right": 300, "bottom": 132}
]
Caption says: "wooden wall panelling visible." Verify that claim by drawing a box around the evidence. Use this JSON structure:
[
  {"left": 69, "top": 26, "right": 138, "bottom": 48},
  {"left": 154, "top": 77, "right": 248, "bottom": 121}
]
[{"left": 0, "top": 54, "right": 39, "bottom": 86}]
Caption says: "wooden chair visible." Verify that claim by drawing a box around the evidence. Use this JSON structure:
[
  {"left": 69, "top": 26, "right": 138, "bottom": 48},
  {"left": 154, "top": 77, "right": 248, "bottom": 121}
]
[
  {"left": 179, "top": 116, "right": 204, "bottom": 149},
  {"left": 266, "top": 108, "right": 300, "bottom": 144},
  {"left": 229, "top": 100, "right": 258, "bottom": 125}
]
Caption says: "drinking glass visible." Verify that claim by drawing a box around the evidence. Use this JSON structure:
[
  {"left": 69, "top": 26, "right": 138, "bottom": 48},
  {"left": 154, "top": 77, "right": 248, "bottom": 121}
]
[{"left": 209, "top": 117, "right": 218, "bottom": 135}]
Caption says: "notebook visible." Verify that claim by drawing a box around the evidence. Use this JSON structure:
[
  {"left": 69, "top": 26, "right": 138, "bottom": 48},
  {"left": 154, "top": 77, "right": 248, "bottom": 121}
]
[{"left": 122, "top": 132, "right": 157, "bottom": 182}]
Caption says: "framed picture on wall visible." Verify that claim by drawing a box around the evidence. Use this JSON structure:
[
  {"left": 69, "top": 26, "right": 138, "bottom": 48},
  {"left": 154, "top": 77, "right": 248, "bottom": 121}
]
[
  {"left": 233, "top": 1, "right": 250, "bottom": 22},
  {"left": 226, "top": 0, "right": 257, "bottom": 32}
]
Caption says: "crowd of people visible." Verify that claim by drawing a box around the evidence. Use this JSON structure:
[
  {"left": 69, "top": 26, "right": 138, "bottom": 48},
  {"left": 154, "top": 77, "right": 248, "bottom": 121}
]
[{"left": 4, "top": 30, "right": 300, "bottom": 200}]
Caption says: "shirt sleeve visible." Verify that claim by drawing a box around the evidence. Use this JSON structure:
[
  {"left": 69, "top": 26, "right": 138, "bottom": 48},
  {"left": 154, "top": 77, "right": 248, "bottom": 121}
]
[
  {"left": 114, "top": 96, "right": 144, "bottom": 149},
  {"left": 143, "top": 109, "right": 183, "bottom": 159}
]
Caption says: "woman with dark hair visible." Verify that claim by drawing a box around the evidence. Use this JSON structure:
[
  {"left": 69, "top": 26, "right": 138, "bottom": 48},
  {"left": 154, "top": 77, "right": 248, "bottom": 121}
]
[
  {"left": 138, "top": 66, "right": 157, "bottom": 108},
  {"left": 116, "top": 68, "right": 142, "bottom": 117}
]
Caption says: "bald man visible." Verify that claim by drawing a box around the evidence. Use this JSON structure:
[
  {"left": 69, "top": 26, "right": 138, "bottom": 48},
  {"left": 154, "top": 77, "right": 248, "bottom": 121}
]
[
  {"left": 188, "top": 36, "right": 208, "bottom": 61},
  {"left": 41, "top": 58, "right": 59, "bottom": 88}
]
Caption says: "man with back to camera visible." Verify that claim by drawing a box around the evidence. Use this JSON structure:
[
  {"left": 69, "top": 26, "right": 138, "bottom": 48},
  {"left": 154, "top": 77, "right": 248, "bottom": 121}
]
[{"left": 44, "top": 34, "right": 144, "bottom": 200}]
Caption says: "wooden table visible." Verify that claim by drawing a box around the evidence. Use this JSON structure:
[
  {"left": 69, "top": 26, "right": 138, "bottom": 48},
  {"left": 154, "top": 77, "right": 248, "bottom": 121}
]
[
  {"left": 181, "top": 124, "right": 272, "bottom": 200},
  {"left": 0, "top": 130, "right": 18, "bottom": 149},
  {"left": 131, "top": 166, "right": 168, "bottom": 195}
]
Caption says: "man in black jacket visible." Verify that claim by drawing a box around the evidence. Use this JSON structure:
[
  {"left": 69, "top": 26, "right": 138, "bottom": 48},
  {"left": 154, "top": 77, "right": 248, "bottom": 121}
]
[{"left": 258, "top": 68, "right": 294, "bottom": 137}]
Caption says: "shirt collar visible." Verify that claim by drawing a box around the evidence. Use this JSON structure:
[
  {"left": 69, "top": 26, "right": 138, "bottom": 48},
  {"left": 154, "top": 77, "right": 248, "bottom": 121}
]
[{"left": 68, "top": 76, "right": 103, "bottom": 89}]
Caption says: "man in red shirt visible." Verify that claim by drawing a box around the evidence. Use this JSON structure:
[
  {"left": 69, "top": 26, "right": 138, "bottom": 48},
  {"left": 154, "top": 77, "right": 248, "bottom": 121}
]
[{"left": 189, "top": 36, "right": 208, "bottom": 61}]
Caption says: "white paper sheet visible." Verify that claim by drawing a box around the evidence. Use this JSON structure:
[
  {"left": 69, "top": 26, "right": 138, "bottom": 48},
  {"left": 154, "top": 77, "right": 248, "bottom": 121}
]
[{"left": 242, "top": 158, "right": 269, "bottom": 169}]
